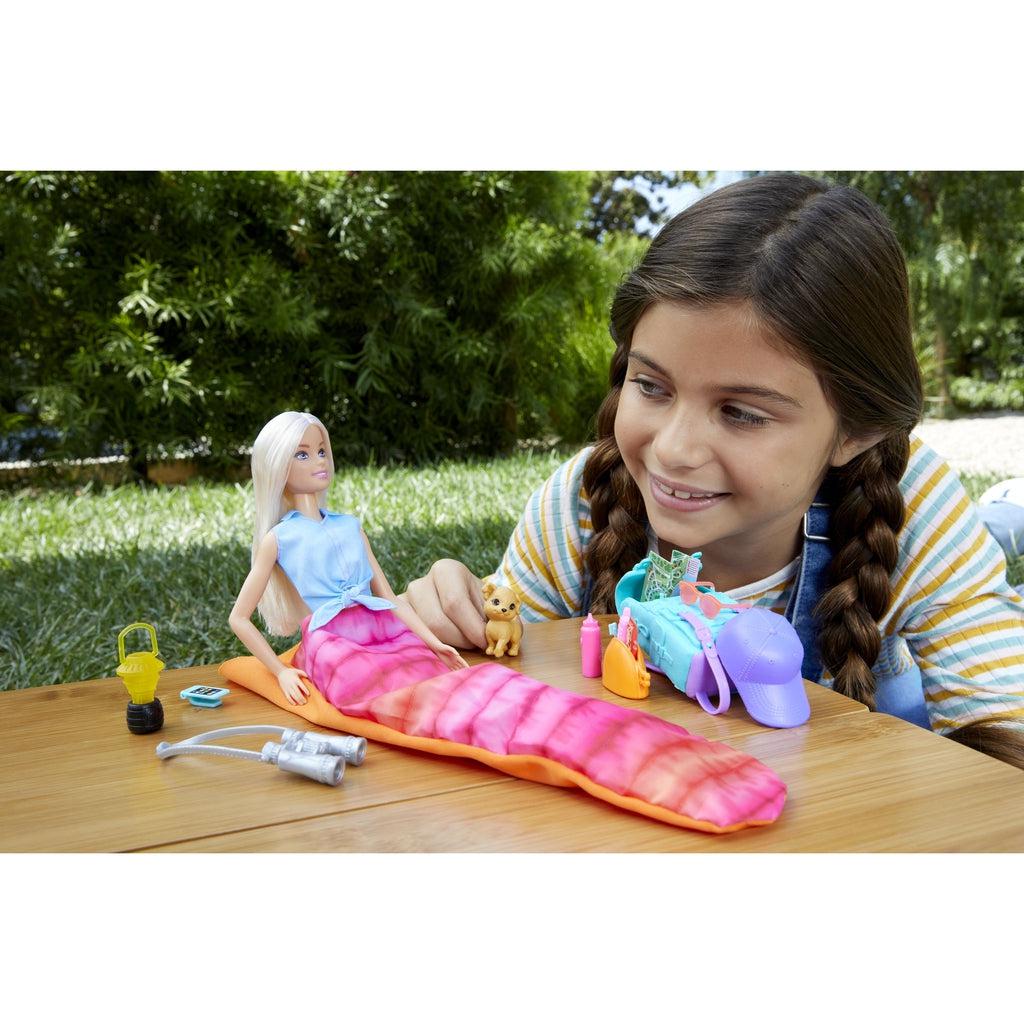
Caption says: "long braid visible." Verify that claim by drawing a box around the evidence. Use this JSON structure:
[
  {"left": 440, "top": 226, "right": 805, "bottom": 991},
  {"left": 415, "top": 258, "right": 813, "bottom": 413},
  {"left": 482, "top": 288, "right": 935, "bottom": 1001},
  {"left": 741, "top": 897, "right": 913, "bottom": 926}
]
[
  {"left": 814, "top": 433, "right": 910, "bottom": 708},
  {"left": 946, "top": 723, "right": 1024, "bottom": 770},
  {"left": 582, "top": 346, "right": 648, "bottom": 613}
]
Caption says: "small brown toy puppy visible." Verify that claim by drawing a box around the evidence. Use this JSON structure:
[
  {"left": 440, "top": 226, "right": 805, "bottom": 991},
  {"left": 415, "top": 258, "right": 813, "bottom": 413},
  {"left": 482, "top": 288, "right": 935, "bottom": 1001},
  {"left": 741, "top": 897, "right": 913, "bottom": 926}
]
[{"left": 482, "top": 581, "right": 523, "bottom": 658}]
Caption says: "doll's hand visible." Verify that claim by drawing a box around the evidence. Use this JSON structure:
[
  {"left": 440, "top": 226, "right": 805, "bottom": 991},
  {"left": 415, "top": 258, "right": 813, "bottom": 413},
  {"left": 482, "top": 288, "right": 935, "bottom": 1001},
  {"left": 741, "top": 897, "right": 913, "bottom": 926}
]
[
  {"left": 276, "top": 666, "right": 311, "bottom": 706},
  {"left": 432, "top": 639, "right": 469, "bottom": 671}
]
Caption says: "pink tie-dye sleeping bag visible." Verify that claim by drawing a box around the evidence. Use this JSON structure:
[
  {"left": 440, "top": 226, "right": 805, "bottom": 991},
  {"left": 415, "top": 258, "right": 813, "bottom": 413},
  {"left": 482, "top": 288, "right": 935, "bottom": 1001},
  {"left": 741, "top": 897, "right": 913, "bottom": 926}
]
[{"left": 220, "top": 606, "right": 787, "bottom": 833}]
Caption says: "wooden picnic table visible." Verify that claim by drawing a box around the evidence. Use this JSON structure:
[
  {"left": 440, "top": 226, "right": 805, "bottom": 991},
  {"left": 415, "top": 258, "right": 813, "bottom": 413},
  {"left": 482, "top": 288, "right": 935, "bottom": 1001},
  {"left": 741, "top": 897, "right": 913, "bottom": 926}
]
[{"left": 3, "top": 615, "right": 1024, "bottom": 851}]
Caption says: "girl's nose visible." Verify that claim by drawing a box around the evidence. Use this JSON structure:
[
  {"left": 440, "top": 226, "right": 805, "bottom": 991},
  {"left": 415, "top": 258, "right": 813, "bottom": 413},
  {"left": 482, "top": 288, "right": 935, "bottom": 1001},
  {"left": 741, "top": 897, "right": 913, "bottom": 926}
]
[{"left": 651, "top": 408, "right": 713, "bottom": 470}]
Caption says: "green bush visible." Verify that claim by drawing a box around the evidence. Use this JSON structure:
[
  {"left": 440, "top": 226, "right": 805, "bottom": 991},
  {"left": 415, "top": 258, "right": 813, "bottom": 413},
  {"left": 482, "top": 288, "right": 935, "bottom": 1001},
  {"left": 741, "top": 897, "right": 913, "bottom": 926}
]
[
  {"left": 949, "top": 374, "right": 1024, "bottom": 411},
  {"left": 0, "top": 171, "right": 638, "bottom": 466},
  {"left": 824, "top": 172, "right": 1024, "bottom": 414}
]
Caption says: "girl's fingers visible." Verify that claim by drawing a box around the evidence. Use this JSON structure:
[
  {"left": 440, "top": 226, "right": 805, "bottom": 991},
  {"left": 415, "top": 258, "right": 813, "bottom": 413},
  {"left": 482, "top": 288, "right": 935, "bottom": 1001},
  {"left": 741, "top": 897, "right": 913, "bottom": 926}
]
[
  {"left": 433, "top": 561, "right": 488, "bottom": 650},
  {"left": 404, "top": 574, "right": 475, "bottom": 649}
]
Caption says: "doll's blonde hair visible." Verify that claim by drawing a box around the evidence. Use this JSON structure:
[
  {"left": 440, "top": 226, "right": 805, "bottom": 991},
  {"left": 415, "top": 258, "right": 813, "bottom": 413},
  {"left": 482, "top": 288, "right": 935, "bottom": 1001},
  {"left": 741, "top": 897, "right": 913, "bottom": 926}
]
[{"left": 250, "top": 410, "right": 335, "bottom": 635}]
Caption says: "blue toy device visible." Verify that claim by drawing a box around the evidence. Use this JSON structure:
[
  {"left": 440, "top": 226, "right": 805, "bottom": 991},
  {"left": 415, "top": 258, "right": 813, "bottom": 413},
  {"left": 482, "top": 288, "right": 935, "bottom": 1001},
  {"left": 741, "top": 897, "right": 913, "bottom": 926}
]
[
  {"left": 612, "top": 557, "right": 810, "bottom": 729},
  {"left": 180, "top": 684, "right": 230, "bottom": 708}
]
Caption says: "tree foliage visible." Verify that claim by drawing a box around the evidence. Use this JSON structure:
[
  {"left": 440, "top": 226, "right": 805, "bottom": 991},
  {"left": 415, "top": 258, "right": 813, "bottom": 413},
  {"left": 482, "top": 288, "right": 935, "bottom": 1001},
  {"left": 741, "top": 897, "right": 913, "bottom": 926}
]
[
  {"left": 585, "top": 171, "right": 708, "bottom": 238},
  {"left": 824, "top": 171, "right": 1024, "bottom": 414},
  {"left": 0, "top": 171, "right": 644, "bottom": 467}
]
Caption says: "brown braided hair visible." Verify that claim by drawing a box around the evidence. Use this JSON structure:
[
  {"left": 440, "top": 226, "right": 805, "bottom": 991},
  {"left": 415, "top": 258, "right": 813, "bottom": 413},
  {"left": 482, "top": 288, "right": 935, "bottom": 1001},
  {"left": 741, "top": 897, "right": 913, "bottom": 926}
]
[{"left": 583, "top": 173, "right": 923, "bottom": 711}]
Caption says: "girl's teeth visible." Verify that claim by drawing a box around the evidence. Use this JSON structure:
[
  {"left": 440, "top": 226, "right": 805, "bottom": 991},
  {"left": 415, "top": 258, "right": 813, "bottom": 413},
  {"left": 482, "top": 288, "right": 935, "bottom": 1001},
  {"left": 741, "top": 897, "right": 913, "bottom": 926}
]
[{"left": 656, "top": 481, "right": 717, "bottom": 499}]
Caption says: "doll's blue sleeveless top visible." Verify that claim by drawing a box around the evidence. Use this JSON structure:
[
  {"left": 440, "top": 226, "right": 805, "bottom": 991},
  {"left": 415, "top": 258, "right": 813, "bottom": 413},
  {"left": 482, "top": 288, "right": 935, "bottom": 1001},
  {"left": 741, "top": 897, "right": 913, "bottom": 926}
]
[{"left": 271, "top": 509, "right": 395, "bottom": 631}]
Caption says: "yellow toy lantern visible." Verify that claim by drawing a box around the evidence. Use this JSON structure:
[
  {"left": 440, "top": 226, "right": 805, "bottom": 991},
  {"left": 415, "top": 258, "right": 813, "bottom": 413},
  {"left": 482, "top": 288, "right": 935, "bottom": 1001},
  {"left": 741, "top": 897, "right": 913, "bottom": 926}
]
[{"left": 116, "top": 622, "right": 165, "bottom": 734}]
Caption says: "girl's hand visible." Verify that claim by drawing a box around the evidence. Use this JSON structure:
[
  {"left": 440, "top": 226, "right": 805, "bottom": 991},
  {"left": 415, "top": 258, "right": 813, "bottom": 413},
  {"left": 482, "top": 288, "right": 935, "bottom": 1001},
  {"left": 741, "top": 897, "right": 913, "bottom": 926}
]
[
  {"left": 402, "top": 559, "right": 488, "bottom": 650},
  {"left": 431, "top": 639, "right": 469, "bottom": 671},
  {"left": 276, "top": 666, "right": 311, "bottom": 706}
]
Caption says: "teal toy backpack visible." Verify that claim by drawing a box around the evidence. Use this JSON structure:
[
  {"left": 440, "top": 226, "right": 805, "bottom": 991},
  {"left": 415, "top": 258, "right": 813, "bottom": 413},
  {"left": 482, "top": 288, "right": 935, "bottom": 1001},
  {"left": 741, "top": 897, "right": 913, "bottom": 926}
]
[{"left": 613, "top": 556, "right": 811, "bottom": 729}]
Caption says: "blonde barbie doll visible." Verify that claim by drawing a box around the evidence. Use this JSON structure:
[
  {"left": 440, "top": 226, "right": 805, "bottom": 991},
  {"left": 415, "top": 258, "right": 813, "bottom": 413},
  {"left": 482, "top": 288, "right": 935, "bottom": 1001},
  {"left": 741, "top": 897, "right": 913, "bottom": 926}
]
[{"left": 229, "top": 411, "right": 466, "bottom": 705}]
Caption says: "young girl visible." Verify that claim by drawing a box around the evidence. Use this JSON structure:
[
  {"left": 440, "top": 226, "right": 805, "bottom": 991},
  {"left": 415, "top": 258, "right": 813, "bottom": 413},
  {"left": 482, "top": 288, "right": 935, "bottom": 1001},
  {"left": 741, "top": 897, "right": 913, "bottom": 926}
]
[
  {"left": 229, "top": 411, "right": 466, "bottom": 707},
  {"left": 404, "top": 173, "right": 1024, "bottom": 769}
]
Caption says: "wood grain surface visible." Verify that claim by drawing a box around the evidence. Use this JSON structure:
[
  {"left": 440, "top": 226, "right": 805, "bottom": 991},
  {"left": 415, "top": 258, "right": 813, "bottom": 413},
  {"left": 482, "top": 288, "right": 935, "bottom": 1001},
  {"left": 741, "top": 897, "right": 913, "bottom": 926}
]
[{"left": 3, "top": 616, "right": 1023, "bottom": 852}]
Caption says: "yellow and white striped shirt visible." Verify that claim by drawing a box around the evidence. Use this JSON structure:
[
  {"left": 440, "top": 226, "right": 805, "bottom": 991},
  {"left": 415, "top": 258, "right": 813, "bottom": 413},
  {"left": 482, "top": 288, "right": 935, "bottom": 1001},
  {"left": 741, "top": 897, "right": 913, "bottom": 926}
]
[{"left": 491, "top": 437, "right": 1024, "bottom": 734}]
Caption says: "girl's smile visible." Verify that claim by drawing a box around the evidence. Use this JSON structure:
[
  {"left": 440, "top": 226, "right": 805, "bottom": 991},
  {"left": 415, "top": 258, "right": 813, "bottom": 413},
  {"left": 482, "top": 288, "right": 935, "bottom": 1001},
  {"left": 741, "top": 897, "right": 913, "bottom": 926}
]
[
  {"left": 614, "top": 300, "right": 867, "bottom": 591},
  {"left": 648, "top": 472, "right": 730, "bottom": 512}
]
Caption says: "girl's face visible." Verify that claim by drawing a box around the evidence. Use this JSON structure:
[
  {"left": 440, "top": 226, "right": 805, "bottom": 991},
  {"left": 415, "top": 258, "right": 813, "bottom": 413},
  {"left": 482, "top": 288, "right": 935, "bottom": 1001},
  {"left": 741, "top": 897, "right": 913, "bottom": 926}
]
[
  {"left": 614, "top": 301, "right": 866, "bottom": 585},
  {"left": 284, "top": 423, "right": 331, "bottom": 496}
]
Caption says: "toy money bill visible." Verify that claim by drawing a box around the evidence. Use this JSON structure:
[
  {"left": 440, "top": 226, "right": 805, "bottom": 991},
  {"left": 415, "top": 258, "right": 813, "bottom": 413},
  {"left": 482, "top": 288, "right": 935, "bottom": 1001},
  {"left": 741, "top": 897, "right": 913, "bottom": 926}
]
[{"left": 641, "top": 549, "right": 703, "bottom": 601}]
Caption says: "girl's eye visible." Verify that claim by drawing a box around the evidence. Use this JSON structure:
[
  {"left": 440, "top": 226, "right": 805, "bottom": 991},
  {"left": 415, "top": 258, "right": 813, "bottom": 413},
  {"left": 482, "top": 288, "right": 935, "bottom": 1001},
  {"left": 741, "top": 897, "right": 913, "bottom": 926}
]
[
  {"left": 723, "top": 405, "right": 771, "bottom": 428},
  {"left": 630, "top": 376, "right": 668, "bottom": 399},
  {"left": 295, "top": 451, "right": 309, "bottom": 460},
  {"left": 318, "top": 448, "right": 326, "bottom": 457}
]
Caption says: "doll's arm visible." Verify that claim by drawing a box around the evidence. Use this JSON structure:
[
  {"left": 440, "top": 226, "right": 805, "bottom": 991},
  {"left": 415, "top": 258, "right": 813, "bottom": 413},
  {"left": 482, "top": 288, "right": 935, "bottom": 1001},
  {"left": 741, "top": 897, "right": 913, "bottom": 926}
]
[
  {"left": 228, "top": 532, "right": 310, "bottom": 704},
  {"left": 362, "top": 531, "right": 469, "bottom": 669}
]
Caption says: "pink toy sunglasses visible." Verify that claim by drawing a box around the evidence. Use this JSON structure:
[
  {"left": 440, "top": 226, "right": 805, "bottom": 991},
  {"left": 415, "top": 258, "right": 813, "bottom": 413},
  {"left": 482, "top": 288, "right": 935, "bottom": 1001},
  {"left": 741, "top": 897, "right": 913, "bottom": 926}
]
[{"left": 678, "top": 581, "right": 750, "bottom": 620}]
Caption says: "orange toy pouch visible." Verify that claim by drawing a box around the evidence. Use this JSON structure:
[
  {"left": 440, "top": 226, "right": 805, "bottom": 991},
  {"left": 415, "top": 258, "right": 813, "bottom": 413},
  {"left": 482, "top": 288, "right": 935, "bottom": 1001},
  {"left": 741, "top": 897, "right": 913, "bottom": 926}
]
[
  {"left": 601, "top": 609, "right": 651, "bottom": 700},
  {"left": 601, "top": 637, "right": 651, "bottom": 700},
  {"left": 219, "top": 609, "right": 786, "bottom": 833}
]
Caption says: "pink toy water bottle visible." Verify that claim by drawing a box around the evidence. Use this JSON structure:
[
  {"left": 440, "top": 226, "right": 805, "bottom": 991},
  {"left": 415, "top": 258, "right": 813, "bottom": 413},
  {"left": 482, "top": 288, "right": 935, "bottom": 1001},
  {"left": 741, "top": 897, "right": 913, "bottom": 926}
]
[{"left": 580, "top": 613, "right": 602, "bottom": 677}]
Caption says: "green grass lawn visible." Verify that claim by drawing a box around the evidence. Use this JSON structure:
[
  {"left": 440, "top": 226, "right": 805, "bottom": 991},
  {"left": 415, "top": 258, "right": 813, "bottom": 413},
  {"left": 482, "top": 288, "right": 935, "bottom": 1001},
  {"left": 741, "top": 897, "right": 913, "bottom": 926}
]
[
  {"left": 0, "top": 448, "right": 574, "bottom": 689},
  {"left": 1, "top": 457, "right": 1020, "bottom": 690}
]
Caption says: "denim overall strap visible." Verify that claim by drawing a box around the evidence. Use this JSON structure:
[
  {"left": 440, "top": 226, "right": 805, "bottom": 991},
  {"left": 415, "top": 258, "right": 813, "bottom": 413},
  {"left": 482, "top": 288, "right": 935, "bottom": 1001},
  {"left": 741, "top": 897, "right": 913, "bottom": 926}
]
[
  {"left": 784, "top": 493, "right": 931, "bottom": 728},
  {"left": 784, "top": 497, "right": 832, "bottom": 683}
]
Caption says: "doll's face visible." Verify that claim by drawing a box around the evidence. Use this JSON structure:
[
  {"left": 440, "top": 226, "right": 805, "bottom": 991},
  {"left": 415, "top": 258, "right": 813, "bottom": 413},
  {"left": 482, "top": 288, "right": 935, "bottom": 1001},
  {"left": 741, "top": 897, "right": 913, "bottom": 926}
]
[{"left": 284, "top": 423, "right": 331, "bottom": 496}]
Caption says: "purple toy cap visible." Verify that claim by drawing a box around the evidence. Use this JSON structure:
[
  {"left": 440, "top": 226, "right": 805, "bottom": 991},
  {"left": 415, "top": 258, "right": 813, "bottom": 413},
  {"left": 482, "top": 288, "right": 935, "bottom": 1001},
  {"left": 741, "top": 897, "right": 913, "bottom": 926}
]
[{"left": 716, "top": 609, "right": 810, "bottom": 728}]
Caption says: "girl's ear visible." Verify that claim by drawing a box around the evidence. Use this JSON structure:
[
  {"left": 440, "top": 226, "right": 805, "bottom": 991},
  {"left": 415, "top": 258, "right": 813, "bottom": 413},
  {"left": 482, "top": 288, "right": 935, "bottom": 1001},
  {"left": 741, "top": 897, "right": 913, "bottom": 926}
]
[{"left": 830, "top": 432, "right": 885, "bottom": 469}]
